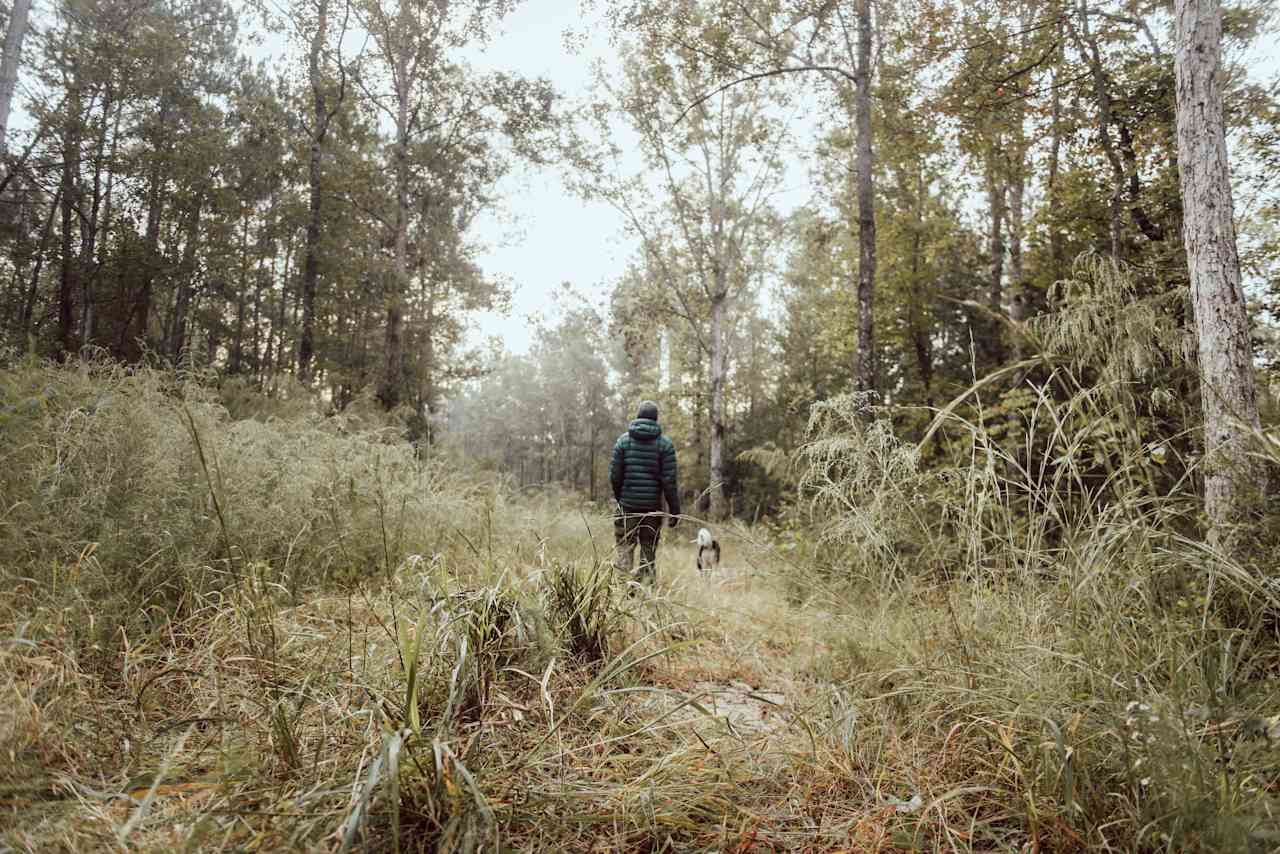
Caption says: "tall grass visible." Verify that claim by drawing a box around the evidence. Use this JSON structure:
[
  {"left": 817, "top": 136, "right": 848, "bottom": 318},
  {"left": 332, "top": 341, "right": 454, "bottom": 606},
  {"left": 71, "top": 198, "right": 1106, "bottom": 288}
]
[
  {"left": 793, "top": 373, "right": 1280, "bottom": 851},
  {"left": 4, "top": 347, "right": 1279, "bottom": 852},
  {"left": 0, "top": 357, "right": 755, "bottom": 852},
  {"left": 0, "top": 357, "right": 508, "bottom": 616}
]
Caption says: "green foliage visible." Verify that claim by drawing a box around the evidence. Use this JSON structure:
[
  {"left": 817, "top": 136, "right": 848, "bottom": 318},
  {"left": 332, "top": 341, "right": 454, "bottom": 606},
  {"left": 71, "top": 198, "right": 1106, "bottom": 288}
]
[
  {"left": 543, "top": 560, "right": 622, "bottom": 665},
  {"left": 789, "top": 328, "right": 1280, "bottom": 850},
  {"left": 0, "top": 359, "right": 498, "bottom": 628}
]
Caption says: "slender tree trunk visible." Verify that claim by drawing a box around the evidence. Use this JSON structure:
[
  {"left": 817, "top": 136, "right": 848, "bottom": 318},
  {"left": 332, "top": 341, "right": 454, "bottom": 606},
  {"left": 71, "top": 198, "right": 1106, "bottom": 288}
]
[
  {"left": 589, "top": 420, "right": 598, "bottom": 502},
  {"left": 1048, "top": 63, "right": 1066, "bottom": 281},
  {"left": 0, "top": 0, "right": 32, "bottom": 157},
  {"left": 252, "top": 270, "right": 263, "bottom": 381},
  {"left": 1073, "top": 0, "right": 1121, "bottom": 255},
  {"left": 1173, "top": 0, "right": 1266, "bottom": 543},
  {"left": 84, "top": 97, "right": 123, "bottom": 347},
  {"left": 853, "top": 0, "right": 877, "bottom": 396},
  {"left": 986, "top": 152, "right": 1006, "bottom": 364},
  {"left": 1008, "top": 148, "right": 1025, "bottom": 313},
  {"left": 692, "top": 360, "right": 706, "bottom": 513},
  {"left": 298, "top": 144, "right": 323, "bottom": 381},
  {"left": 232, "top": 212, "right": 248, "bottom": 373},
  {"left": 298, "top": 0, "right": 331, "bottom": 385},
  {"left": 57, "top": 94, "right": 81, "bottom": 358},
  {"left": 20, "top": 186, "right": 59, "bottom": 336},
  {"left": 78, "top": 89, "right": 112, "bottom": 348},
  {"left": 169, "top": 191, "right": 203, "bottom": 360},
  {"left": 120, "top": 95, "right": 170, "bottom": 358},
  {"left": 708, "top": 293, "right": 728, "bottom": 520},
  {"left": 380, "top": 80, "right": 410, "bottom": 410},
  {"left": 276, "top": 229, "right": 295, "bottom": 380},
  {"left": 910, "top": 164, "right": 932, "bottom": 407},
  {"left": 422, "top": 278, "right": 438, "bottom": 415}
]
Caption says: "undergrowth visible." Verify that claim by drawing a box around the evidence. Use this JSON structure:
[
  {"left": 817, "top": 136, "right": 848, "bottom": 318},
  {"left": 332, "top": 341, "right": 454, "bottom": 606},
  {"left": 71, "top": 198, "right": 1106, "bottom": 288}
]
[{"left": 3, "top": 348, "right": 1280, "bottom": 852}]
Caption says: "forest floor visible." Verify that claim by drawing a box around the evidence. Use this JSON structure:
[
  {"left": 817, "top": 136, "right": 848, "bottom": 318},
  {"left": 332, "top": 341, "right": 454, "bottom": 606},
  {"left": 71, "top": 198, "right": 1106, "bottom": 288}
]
[{"left": 2, "top": 515, "right": 963, "bottom": 853}]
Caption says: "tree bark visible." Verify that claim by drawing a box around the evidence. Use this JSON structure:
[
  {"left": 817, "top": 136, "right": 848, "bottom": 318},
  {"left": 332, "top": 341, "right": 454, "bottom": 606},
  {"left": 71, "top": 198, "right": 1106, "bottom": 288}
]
[
  {"left": 379, "top": 68, "right": 410, "bottom": 410},
  {"left": 708, "top": 293, "right": 728, "bottom": 519},
  {"left": 0, "top": 0, "right": 32, "bottom": 157},
  {"left": 985, "top": 151, "right": 1006, "bottom": 364},
  {"left": 20, "top": 186, "right": 60, "bottom": 336},
  {"left": 57, "top": 92, "right": 81, "bottom": 358},
  {"left": 1048, "top": 63, "right": 1066, "bottom": 281},
  {"left": 1008, "top": 119, "right": 1026, "bottom": 323},
  {"left": 168, "top": 191, "right": 202, "bottom": 360},
  {"left": 1173, "top": 0, "right": 1266, "bottom": 543},
  {"left": 231, "top": 211, "right": 249, "bottom": 373},
  {"left": 910, "top": 164, "right": 932, "bottom": 407},
  {"left": 298, "top": 0, "right": 333, "bottom": 385},
  {"left": 119, "top": 94, "right": 171, "bottom": 359},
  {"left": 853, "top": 0, "right": 877, "bottom": 396}
]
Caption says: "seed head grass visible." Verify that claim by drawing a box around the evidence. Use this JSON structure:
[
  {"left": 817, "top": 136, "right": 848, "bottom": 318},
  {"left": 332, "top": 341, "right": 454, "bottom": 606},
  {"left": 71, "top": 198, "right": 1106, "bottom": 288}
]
[{"left": 3, "top": 359, "right": 1280, "bottom": 852}]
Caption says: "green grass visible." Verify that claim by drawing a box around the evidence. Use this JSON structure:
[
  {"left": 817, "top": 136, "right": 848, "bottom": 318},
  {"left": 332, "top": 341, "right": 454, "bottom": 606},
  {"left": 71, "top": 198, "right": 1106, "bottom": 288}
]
[{"left": 2, "top": 360, "right": 1279, "bottom": 852}]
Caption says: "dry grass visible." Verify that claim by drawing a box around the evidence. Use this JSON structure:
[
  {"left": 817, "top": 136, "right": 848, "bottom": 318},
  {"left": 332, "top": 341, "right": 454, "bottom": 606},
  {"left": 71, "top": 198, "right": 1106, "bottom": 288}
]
[
  {"left": 4, "top": 359, "right": 1280, "bottom": 852},
  {"left": 0, "top": 510, "right": 913, "bottom": 853}
]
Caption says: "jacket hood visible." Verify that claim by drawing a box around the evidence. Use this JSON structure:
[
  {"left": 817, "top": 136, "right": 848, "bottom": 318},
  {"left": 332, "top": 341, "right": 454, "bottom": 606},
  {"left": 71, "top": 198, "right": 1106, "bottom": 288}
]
[{"left": 628, "top": 419, "right": 663, "bottom": 441}]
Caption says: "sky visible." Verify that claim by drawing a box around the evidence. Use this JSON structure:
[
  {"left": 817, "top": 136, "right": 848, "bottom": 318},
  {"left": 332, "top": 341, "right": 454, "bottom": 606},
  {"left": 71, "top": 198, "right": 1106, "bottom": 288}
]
[{"left": 461, "top": 3, "right": 629, "bottom": 355}]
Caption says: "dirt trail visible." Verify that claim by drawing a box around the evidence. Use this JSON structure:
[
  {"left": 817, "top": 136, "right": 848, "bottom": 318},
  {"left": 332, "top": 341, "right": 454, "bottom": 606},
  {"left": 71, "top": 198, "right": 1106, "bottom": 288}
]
[{"left": 637, "top": 537, "right": 813, "bottom": 746}]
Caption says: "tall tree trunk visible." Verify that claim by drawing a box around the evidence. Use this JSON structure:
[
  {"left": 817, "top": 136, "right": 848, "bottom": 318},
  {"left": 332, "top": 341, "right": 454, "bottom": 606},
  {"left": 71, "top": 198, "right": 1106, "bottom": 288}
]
[
  {"left": 298, "top": 143, "right": 323, "bottom": 382},
  {"left": 692, "top": 358, "right": 706, "bottom": 513},
  {"left": 853, "top": 0, "right": 877, "bottom": 396},
  {"left": 20, "top": 186, "right": 59, "bottom": 336},
  {"left": 421, "top": 276, "right": 438, "bottom": 416},
  {"left": 298, "top": 0, "right": 331, "bottom": 385},
  {"left": 1048, "top": 63, "right": 1066, "bottom": 282},
  {"left": 1173, "top": 0, "right": 1266, "bottom": 544},
  {"left": 78, "top": 88, "right": 113, "bottom": 347},
  {"left": 0, "top": 0, "right": 32, "bottom": 157},
  {"left": 273, "top": 229, "right": 295, "bottom": 382},
  {"left": 985, "top": 152, "right": 1006, "bottom": 364},
  {"left": 232, "top": 212, "right": 248, "bottom": 373},
  {"left": 120, "top": 95, "right": 170, "bottom": 359},
  {"left": 252, "top": 268, "right": 264, "bottom": 380},
  {"left": 168, "top": 190, "right": 203, "bottom": 360},
  {"left": 708, "top": 293, "right": 728, "bottom": 520},
  {"left": 380, "top": 80, "right": 410, "bottom": 410},
  {"left": 589, "top": 420, "right": 598, "bottom": 502},
  {"left": 57, "top": 94, "right": 81, "bottom": 358},
  {"left": 910, "top": 164, "right": 932, "bottom": 407},
  {"left": 1008, "top": 147, "right": 1025, "bottom": 315}
]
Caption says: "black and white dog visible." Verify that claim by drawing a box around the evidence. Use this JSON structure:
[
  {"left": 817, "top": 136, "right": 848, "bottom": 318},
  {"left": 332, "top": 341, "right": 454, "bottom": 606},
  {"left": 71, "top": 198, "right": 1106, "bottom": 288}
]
[{"left": 696, "top": 527, "right": 721, "bottom": 574}]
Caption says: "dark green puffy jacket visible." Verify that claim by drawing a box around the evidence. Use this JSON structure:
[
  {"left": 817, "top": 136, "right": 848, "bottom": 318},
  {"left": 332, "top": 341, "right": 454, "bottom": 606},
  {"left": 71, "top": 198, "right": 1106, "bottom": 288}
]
[{"left": 610, "top": 418, "right": 680, "bottom": 515}]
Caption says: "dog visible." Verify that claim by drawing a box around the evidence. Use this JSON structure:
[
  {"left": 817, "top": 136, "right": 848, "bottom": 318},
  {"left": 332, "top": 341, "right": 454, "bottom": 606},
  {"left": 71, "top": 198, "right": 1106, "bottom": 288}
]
[{"left": 696, "top": 527, "right": 721, "bottom": 574}]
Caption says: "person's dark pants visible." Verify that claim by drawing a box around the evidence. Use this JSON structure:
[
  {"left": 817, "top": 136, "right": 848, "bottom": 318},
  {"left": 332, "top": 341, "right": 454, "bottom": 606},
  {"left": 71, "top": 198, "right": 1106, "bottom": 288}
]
[{"left": 614, "top": 511, "right": 663, "bottom": 584}]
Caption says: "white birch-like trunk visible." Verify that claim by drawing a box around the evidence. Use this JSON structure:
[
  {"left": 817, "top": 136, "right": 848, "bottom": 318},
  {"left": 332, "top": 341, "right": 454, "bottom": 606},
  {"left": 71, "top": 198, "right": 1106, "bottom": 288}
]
[
  {"left": 0, "top": 0, "right": 32, "bottom": 157},
  {"left": 1173, "top": 0, "right": 1266, "bottom": 542}
]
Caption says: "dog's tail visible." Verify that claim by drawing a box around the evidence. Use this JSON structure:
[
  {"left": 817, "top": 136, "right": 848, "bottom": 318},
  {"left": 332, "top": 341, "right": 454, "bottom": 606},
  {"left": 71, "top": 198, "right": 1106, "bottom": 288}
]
[{"left": 697, "top": 527, "right": 713, "bottom": 549}]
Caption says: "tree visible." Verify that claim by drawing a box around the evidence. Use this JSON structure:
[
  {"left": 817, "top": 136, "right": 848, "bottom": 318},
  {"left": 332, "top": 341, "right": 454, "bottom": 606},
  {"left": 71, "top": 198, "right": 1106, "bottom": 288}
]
[
  {"left": 297, "top": 0, "right": 351, "bottom": 383},
  {"left": 576, "top": 26, "right": 784, "bottom": 520},
  {"left": 0, "top": 0, "right": 33, "bottom": 158},
  {"left": 1172, "top": 0, "right": 1266, "bottom": 543},
  {"left": 356, "top": 0, "right": 552, "bottom": 413}
]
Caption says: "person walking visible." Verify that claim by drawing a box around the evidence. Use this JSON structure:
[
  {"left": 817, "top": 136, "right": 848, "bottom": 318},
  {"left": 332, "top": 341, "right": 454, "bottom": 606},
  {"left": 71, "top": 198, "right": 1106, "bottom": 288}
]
[{"left": 609, "top": 400, "right": 680, "bottom": 584}]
